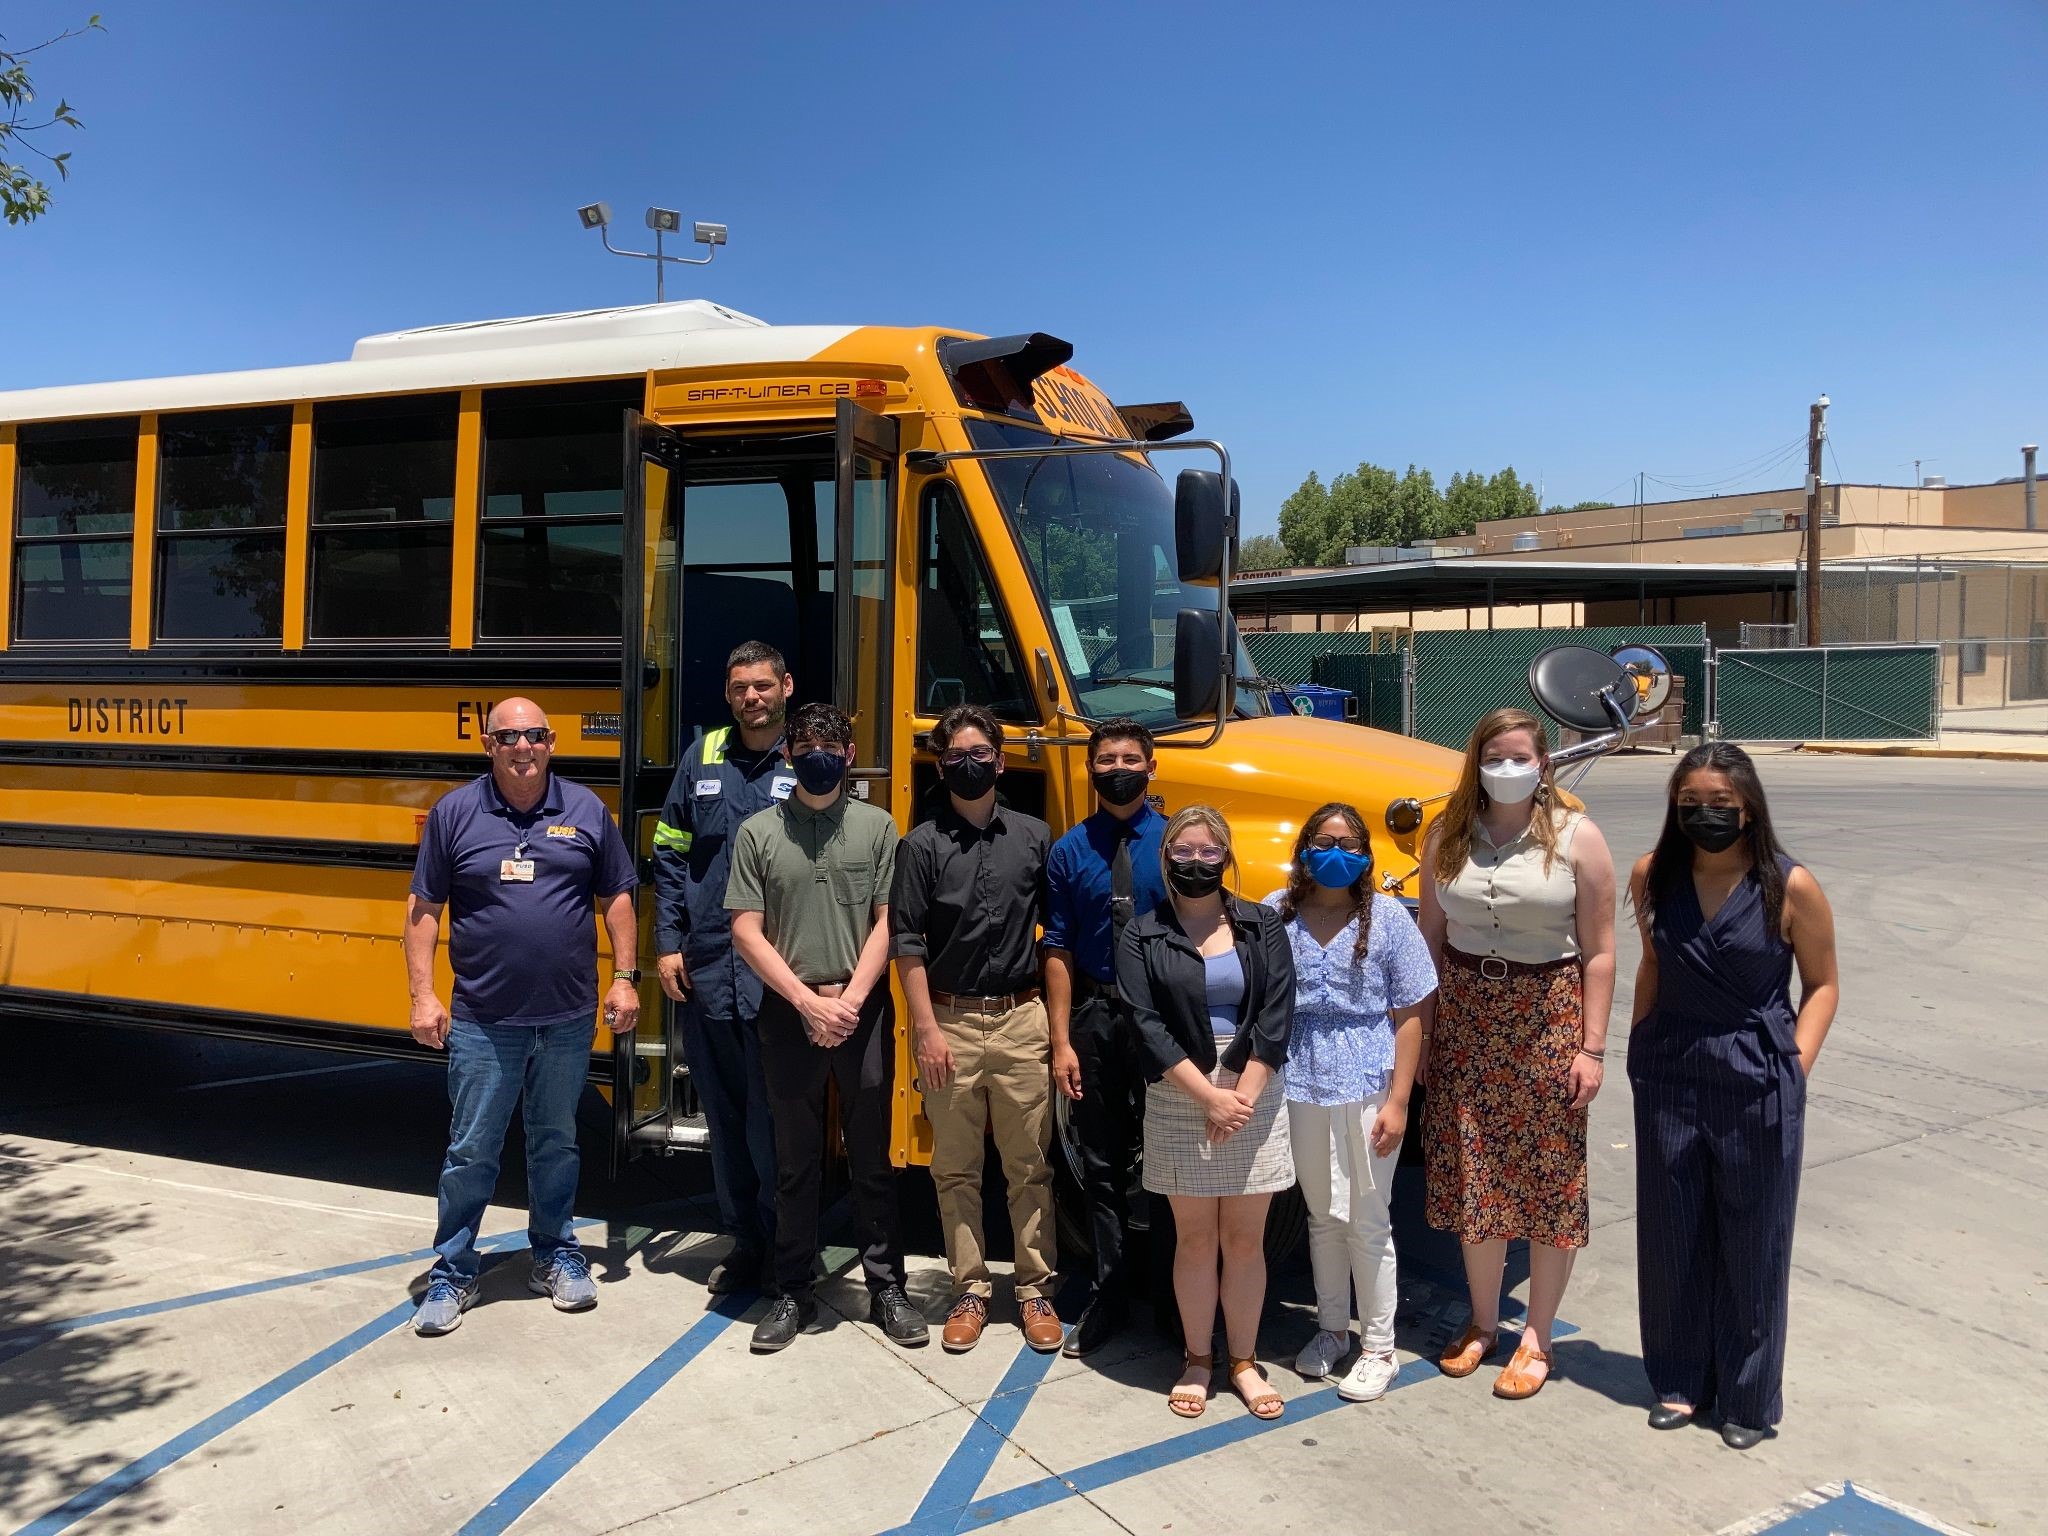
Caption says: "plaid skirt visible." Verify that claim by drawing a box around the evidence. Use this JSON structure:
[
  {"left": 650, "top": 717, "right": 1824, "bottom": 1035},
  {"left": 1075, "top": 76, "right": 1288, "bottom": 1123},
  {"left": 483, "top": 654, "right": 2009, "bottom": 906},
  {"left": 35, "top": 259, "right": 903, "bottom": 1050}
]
[
  {"left": 1422, "top": 945, "right": 1589, "bottom": 1248},
  {"left": 1142, "top": 1059, "right": 1296, "bottom": 1198}
]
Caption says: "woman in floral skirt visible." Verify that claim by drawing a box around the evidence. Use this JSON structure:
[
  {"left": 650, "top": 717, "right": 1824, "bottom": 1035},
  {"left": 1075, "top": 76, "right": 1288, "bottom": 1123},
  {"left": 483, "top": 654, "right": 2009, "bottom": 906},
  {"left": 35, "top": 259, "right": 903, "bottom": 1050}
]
[{"left": 1416, "top": 706, "right": 1616, "bottom": 1400}]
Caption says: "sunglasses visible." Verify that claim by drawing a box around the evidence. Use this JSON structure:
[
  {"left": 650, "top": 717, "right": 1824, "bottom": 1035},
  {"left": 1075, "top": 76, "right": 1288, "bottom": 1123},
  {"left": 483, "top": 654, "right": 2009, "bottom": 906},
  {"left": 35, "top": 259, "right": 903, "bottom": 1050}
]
[
  {"left": 490, "top": 727, "right": 550, "bottom": 746},
  {"left": 939, "top": 746, "right": 998, "bottom": 767}
]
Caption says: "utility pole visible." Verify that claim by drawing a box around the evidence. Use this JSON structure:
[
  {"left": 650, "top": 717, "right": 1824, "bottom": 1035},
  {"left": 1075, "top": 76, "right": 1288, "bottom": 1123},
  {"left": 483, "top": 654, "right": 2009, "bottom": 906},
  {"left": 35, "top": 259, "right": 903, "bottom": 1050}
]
[{"left": 1802, "top": 395, "right": 1829, "bottom": 646}]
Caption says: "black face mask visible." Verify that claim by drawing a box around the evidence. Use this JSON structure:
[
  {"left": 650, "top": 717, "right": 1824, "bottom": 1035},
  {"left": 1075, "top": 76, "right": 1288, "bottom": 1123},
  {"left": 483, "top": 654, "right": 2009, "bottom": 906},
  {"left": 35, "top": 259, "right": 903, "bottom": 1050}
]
[
  {"left": 793, "top": 749, "right": 848, "bottom": 796},
  {"left": 1678, "top": 804, "right": 1744, "bottom": 853},
  {"left": 1166, "top": 859, "right": 1225, "bottom": 898},
  {"left": 1091, "top": 767, "right": 1150, "bottom": 809},
  {"left": 940, "top": 756, "right": 999, "bottom": 802}
]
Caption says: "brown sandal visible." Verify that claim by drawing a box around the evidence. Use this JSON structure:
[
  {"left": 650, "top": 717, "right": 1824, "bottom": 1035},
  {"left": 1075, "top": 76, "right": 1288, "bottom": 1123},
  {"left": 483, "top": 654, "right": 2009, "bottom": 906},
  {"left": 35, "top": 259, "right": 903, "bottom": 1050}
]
[
  {"left": 1229, "top": 1356, "right": 1285, "bottom": 1420},
  {"left": 1437, "top": 1323, "right": 1499, "bottom": 1378},
  {"left": 1169, "top": 1351, "right": 1213, "bottom": 1418},
  {"left": 1492, "top": 1338, "right": 1554, "bottom": 1400}
]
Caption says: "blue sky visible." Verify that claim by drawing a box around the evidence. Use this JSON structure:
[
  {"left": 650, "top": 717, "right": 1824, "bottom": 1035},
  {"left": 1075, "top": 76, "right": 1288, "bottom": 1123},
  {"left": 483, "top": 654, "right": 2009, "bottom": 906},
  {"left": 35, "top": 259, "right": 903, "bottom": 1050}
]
[{"left": 3, "top": 0, "right": 2043, "bottom": 531}]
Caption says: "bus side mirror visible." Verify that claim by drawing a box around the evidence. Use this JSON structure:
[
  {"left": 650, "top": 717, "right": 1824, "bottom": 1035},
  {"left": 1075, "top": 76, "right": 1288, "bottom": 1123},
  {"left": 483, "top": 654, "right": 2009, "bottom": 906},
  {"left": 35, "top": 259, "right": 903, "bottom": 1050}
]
[
  {"left": 1174, "top": 470, "right": 1240, "bottom": 583},
  {"left": 1174, "top": 607, "right": 1239, "bottom": 721}
]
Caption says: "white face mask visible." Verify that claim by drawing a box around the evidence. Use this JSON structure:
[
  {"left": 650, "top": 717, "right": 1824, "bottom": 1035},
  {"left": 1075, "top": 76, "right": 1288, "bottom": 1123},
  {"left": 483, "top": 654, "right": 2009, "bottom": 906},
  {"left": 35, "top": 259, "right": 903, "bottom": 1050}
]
[{"left": 1478, "top": 759, "right": 1541, "bottom": 804}]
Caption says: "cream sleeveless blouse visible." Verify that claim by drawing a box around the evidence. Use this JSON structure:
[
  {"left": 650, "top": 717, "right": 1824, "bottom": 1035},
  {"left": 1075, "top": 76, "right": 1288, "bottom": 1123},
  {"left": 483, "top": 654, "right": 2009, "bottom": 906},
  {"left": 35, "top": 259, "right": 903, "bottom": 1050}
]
[{"left": 1436, "top": 810, "right": 1583, "bottom": 964}]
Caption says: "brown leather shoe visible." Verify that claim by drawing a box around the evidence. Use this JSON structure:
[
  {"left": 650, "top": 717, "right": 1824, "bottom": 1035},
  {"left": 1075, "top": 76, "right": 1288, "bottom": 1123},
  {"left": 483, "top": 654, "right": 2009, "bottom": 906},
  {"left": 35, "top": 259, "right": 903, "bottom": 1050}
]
[
  {"left": 942, "top": 1294, "right": 989, "bottom": 1353},
  {"left": 1438, "top": 1324, "right": 1499, "bottom": 1378},
  {"left": 1019, "top": 1297, "right": 1064, "bottom": 1353}
]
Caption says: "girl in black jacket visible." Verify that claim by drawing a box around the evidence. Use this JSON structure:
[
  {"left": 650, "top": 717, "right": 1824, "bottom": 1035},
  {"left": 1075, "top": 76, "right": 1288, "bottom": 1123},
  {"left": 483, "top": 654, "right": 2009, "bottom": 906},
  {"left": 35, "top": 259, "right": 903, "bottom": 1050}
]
[{"left": 1116, "top": 805, "right": 1296, "bottom": 1421}]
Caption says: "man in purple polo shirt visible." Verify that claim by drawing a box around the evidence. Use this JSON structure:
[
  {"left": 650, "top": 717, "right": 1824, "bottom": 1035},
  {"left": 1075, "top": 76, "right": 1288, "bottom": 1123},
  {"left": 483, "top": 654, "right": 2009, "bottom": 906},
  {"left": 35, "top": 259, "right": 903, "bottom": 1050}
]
[{"left": 403, "top": 696, "right": 640, "bottom": 1337}]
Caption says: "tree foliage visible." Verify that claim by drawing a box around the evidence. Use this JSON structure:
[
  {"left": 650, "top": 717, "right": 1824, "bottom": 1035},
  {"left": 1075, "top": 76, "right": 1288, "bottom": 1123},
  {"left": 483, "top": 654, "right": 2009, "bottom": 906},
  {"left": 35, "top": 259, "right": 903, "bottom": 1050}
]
[
  {"left": 1, "top": 14, "right": 103, "bottom": 227},
  {"left": 1236, "top": 532, "right": 1290, "bottom": 571},
  {"left": 1274, "top": 458, "right": 1548, "bottom": 564}
]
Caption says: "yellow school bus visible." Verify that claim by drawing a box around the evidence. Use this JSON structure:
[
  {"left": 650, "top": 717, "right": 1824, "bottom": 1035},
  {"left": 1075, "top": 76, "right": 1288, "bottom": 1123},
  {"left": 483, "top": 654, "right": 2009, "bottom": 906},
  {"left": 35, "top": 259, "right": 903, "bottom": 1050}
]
[{"left": 0, "top": 300, "right": 1462, "bottom": 1169}]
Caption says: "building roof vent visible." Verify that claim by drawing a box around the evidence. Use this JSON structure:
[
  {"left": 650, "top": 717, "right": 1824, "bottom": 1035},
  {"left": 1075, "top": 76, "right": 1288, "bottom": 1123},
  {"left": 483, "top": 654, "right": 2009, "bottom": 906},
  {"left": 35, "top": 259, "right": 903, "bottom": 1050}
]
[{"left": 1921, "top": 474, "right": 1947, "bottom": 489}]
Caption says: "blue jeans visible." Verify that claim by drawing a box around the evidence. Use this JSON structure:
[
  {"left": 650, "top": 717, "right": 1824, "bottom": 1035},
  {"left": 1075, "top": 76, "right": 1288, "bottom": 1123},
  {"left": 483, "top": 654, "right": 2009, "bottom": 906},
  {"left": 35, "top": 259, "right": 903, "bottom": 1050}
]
[
  {"left": 679, "top": 1005, "right": 777, "bottom": 1254},
  {"left": 430, "top": 1013, "right": 594, "bottom": 1286}
]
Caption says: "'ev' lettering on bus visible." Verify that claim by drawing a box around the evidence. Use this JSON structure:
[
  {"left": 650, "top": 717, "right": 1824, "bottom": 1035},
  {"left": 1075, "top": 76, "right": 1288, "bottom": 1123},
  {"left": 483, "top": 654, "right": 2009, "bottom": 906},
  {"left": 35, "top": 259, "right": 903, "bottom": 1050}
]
[
  {"left": 66, "top": 696, "right": 190, "bottom": 735},
  {"left": 455, "top": 701, "right": 498, "bottom": 741}
]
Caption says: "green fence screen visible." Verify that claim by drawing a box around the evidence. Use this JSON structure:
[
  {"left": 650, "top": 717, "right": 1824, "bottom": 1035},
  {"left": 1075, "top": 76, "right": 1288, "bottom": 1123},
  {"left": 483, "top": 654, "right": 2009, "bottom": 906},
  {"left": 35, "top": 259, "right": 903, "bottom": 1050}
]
[
  {"left": 1242, "top": 631, "right": 1390, "bottom": 685},
  {"left": 1311, "top": 651, "right": 1408, "bottom": 732},
  {"left": 1407, "top": 627, "right": 1709, "bottom": 749},
  {"left": 1715, "top": 645, "right": 1939, "bottom": 741}
]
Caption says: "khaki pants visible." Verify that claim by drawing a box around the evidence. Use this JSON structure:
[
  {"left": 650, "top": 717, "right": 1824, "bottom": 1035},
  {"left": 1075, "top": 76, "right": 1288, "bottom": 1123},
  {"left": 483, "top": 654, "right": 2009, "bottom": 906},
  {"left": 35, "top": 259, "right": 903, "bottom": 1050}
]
[{"left": 922, "top": 998, "right": 1056, "bottom": 1299}]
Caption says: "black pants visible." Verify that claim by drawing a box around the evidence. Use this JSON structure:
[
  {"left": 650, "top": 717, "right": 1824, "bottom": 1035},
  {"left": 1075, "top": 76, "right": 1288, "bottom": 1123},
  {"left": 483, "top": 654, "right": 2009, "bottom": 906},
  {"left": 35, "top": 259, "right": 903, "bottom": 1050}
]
[
  {"left": 1069, "top": 988, "right": 1144, "bottom": 1305},
  {"left": 757, "top": 987, "right": 904, "bottom": 1299}
]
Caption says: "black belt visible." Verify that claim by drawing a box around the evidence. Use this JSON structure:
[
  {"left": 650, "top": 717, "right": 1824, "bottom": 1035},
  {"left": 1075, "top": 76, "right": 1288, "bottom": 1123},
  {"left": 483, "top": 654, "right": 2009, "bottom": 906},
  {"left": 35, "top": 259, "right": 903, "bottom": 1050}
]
[{"left": 930, "top": 986, "right": 1041, "bottom": 1014}]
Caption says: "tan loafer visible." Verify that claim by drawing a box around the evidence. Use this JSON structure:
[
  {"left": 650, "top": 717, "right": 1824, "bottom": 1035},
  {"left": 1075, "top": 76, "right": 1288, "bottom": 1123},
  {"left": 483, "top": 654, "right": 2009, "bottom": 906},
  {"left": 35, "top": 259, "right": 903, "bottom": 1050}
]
[
  {"left": 941, "top": 1294, "right": 989, "bottom": 1353},
  {"left": 1019, "top": 1297, "right": 1064, "bottom": 1353},
  {"left": 1437, "top": 1324, "right": 1499, "bottom": 1378}
]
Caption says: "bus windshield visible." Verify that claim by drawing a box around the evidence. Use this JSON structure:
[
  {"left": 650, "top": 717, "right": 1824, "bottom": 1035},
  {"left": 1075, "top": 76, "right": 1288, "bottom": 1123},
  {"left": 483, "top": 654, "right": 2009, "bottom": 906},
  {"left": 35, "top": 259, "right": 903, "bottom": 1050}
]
[{"left": 968, "top": 420, "right": 1261, "bottom": 732}]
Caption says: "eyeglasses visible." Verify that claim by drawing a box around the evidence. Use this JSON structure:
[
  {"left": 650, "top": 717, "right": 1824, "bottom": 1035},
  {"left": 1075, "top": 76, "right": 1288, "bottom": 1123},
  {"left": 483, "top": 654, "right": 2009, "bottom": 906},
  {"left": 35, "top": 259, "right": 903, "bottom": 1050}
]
[
  {"left": 1166, "top": 844, "right": 1227, "bottom": 865},
  {"left": 490, "top": 727, "right": 549, "bottom": 746},
  {"left": 1308, "top": 834, "right": 1366, "bottom": 853},
  {"left": 940, "top": 747, "right": 998, "bottom": 767}
]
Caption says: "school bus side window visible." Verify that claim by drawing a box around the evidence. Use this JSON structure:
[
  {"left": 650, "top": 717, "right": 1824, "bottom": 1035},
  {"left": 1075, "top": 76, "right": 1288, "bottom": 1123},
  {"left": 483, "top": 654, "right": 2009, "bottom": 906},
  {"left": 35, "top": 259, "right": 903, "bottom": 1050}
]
[
  {"left": 309, "top": 394, "right": 457, "bottom": 641},
  {"left": 156, "top": 406, "right": 291, "bottom": 643},
  {"left": 917, "top": 480, "right": 1034, "bottom": 720},
  {"left": 12, "top": 417, "right": 138, "bottom": 643},
  {"left": 477, "top": 379, "right": 641, "bottom": 642}
]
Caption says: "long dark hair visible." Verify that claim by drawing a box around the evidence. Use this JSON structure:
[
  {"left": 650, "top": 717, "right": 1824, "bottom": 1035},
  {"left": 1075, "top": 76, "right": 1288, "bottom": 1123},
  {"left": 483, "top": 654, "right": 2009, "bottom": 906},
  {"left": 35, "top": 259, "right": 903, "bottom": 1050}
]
[
  {"left": 1279, "top": 801, "right": 1374, "bottom": 965},
  {"left": 1643, "top": 742, "right": 1792, "bottom": 935}
]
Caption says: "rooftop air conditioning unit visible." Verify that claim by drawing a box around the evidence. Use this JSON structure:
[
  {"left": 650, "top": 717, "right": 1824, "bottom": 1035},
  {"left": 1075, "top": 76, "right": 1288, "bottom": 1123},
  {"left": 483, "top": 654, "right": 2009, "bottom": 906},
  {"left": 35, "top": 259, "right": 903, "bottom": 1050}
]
[
  {"left": 1512, "top": 530, "right": 1542, "bottom": 552},
  {"left": 1922, "top": 475, "right": 1947, "bottom": 488}
]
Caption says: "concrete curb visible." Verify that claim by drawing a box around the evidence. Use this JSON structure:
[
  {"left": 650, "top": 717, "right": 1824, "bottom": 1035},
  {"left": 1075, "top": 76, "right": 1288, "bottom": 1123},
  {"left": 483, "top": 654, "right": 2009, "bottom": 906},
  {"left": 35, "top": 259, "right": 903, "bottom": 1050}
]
[{"left": 1797, "top": 740, "right": 2048, "bottom": 762}]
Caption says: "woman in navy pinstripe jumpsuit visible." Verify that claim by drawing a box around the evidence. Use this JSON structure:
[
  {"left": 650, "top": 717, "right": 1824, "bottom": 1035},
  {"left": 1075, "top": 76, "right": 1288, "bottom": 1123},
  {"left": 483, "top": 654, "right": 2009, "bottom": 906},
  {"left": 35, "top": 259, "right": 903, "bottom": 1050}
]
[{"left": 1626, "top": 744, "right": 1839, "bottom": 1450}]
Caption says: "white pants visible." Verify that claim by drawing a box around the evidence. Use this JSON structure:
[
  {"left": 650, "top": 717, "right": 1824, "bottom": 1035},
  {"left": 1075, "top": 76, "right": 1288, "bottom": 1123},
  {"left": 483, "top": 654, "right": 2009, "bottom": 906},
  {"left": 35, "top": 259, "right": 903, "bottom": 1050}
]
[{"left": 1287, "top": 1089, "right": 1400, "bottom": 1351}]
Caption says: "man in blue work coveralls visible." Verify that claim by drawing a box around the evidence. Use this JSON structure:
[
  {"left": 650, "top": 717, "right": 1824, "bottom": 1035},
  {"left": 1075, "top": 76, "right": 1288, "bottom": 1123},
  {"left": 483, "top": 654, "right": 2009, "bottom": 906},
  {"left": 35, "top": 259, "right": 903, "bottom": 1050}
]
[
  {"left": 653, "top": 640, "right": 797, "bottom": 1294},
  {"left": 404, "top": 696, "right": 640, "bottom": 1337}
]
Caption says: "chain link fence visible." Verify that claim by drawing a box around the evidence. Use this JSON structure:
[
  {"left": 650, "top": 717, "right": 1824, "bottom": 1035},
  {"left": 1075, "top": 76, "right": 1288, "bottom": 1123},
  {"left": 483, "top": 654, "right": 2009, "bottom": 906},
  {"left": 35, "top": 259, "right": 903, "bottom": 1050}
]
[
  {"left": 1310, "top": 650, "right": 1409, "bottom": 733},
  {"left": 1789, "top": 557, "right": 2048, "bottom": 733},
  {"left": 1408, "top": 626, "right": 1709, "bottom": 749},
  {"left": 1715, "top": 645, "right": 1941, "bottom": 742}
]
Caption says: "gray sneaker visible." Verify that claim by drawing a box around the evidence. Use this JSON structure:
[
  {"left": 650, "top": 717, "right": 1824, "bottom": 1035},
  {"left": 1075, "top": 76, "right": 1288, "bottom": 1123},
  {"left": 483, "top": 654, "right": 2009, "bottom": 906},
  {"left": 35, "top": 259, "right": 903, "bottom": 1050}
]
[
  {"left": 413, "top": 1279, "right": 478, "bottom": 1337},
  {"left": 528, "top": 1249, "right": 598, "bottom": 1311}
]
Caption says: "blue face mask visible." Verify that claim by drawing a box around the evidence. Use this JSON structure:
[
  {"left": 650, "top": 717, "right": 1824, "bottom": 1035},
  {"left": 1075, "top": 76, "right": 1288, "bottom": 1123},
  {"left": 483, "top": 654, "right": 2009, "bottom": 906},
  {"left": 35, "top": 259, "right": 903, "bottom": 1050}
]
[
  {"left": 792, "top": 748, "right": 848, "bottom": 795},
  {"left": 1303, "top": 844, "right": 1371, "bottom": 890}
]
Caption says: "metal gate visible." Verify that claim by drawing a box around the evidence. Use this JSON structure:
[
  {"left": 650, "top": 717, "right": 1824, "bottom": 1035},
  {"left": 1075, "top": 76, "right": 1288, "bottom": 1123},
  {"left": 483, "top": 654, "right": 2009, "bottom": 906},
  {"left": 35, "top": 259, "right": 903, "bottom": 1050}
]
[{"left": 1714, "top": 645, "right": 1941, "bottom": 742}]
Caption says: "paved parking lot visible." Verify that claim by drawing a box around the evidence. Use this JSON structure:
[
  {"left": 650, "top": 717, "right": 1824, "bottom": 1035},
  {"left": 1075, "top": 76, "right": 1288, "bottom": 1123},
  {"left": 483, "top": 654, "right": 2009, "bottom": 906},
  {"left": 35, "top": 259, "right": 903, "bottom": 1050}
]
[{"left": 2, "top": 752, "right": 2043, "bottom": 1536}]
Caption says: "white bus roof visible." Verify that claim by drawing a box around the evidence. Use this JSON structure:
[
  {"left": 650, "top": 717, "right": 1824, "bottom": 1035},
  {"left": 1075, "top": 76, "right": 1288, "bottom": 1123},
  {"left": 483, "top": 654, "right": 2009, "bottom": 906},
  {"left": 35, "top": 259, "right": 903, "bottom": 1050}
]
[{"left": 0, "top": 301, "right": 862, "bottom": 424}]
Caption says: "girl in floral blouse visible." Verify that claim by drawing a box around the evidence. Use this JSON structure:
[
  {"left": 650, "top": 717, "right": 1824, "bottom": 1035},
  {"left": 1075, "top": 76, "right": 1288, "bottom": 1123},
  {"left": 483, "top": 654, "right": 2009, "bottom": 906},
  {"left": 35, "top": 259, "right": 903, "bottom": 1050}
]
[{"left": 1266, "top": 801, "right": 1438, "bottom": 1403}]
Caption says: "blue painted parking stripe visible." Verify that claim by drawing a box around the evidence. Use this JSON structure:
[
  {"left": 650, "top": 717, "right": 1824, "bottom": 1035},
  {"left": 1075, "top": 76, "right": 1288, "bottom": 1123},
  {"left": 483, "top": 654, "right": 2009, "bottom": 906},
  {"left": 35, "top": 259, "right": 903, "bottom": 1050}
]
[
  {"left": 456, "top": 1291, "right": 756, "bottom": 1536},
  {"left": 908, "top": 1342, "right": 1062, "bottom": 1528},
  {"left": 1757, "top": 1482, "right": 1955, "bottom": 1535},
  {"left": 0, "top": 1220, "right": 602, "bottom": 1367},
  {"left": 878, "top": 1317, "right": 1579, "bottom": 1536},
  {"left": 12, "top": 1296, "right": 420, "bottom": 1536}
]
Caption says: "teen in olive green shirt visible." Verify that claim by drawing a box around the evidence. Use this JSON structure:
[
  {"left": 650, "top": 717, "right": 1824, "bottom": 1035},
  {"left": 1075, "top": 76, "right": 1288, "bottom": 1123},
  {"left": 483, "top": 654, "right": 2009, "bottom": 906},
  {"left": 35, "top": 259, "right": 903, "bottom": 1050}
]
[{"left": 726, "top": 702, "right": 926, "bottom": 1354}]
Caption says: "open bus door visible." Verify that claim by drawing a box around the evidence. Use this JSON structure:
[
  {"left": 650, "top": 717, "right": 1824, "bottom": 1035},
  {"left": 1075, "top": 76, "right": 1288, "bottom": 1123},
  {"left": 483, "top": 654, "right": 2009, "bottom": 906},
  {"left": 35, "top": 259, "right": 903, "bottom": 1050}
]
[
  {"left": 833, "top": 399, "right": 900, "bottom": 813},
  {"left": 613, "top": 411, "right": 686, "bottom": 1168}
]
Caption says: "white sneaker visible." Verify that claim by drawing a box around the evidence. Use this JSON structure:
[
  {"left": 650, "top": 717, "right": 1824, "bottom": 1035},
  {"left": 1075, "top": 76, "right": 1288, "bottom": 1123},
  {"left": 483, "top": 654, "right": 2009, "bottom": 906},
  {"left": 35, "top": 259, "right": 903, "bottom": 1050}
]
[
  {"left": 1338, "top": 1349, "right": 1399, "bottom": 1402},
  {"left": 1295, "top": 1328, "right": 1352, "bottom": 1380}
]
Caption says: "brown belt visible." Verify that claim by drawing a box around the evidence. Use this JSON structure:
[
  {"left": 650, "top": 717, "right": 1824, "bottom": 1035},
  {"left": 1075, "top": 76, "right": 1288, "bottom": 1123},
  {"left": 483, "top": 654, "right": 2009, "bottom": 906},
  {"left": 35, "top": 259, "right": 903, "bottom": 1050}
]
[
  {"left": 1443, "top": 944, "right": 1578, "bottom": 981},
  {"left": 930, "top": 986, "right": 1042, "bottom": 1014}
]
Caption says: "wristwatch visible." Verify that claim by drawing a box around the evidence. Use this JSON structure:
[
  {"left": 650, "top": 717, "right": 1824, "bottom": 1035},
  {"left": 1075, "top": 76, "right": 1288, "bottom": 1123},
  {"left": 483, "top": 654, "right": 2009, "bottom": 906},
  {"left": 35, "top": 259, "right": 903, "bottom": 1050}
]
[{"left": 613, "top": 968, "right": 642, "bottom": 983}]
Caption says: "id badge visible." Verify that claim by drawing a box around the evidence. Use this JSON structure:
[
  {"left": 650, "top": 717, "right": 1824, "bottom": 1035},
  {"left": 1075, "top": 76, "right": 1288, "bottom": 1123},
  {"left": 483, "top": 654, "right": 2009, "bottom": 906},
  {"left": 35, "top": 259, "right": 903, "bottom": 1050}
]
[
  {"left": 695, "top": 779, "right": 722, "bottom": 798},
  {"left": 769, "top": 774, "right": 797, "bottom": 802},
  {"left": 500, "top": 858, "right": 536, "bottom": 883}
]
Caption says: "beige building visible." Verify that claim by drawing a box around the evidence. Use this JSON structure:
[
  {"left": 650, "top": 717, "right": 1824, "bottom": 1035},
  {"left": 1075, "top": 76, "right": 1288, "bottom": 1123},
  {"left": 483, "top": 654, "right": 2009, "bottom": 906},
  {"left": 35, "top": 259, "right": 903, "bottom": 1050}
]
[{"left": 1241, "top": 470, "right": 2048, "bottom": 721}]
